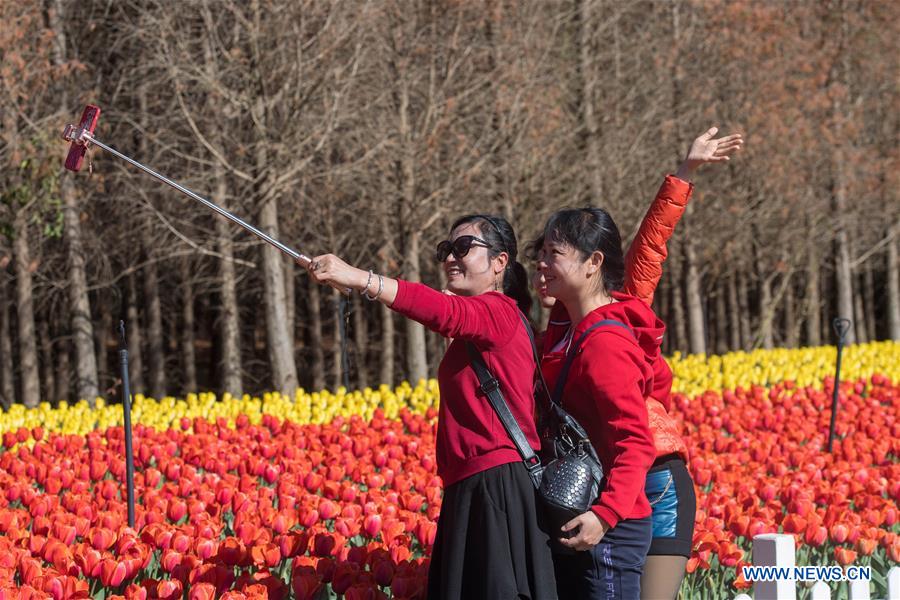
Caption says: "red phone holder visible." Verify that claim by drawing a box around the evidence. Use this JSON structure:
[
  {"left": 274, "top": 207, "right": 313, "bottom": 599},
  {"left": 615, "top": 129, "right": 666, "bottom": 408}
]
[{"left": 62, "top": 105, "right": 101, "bottom": 172}]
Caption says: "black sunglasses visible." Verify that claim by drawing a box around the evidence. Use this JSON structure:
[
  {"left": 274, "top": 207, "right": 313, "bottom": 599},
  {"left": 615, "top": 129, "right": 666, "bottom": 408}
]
[{"left": 435, "top": 235, "right": 493, "bottom": 262}]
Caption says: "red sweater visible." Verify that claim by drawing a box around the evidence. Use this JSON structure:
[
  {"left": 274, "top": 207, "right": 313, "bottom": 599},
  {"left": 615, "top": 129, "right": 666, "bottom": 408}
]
[
  {"left": 391, "top": 281, "right": 539, "bottom": 486},
  {"left": 541, "top": 294, "right": 661, "bottom": 529}
]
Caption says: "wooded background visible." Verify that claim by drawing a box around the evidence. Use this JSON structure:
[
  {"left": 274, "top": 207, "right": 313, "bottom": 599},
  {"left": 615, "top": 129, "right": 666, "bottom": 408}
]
[{"left": 1, "top": 0, "right": 898, "bottom": 406}]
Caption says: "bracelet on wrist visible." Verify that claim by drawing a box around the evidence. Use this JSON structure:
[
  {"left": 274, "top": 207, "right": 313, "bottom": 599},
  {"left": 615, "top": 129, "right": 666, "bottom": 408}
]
[
  {"left": 365, "top": 274, "right": 384, "bottom": 301},
  {"left": 360, "top": 270, "right": 374, "bottom": 297}
]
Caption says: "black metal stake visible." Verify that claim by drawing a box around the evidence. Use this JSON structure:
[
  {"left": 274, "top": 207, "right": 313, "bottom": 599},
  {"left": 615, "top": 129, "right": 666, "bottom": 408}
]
[
  {"left": 827, "top": 318, "right": 852, "bottom": 453},
  {"left": 119, "top": 321, "right": 136, "bottom": 528}
]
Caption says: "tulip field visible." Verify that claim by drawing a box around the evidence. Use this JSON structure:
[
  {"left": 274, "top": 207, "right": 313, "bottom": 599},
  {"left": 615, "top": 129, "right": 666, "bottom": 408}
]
[{"left": 0, "top": 341, "right": 897, "bottom": 599}]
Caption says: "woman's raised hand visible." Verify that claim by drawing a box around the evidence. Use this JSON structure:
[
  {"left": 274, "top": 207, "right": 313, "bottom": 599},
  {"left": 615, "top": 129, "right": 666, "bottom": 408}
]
[{"left": 675, "top": 126, "right": 744, "bottom": 180}]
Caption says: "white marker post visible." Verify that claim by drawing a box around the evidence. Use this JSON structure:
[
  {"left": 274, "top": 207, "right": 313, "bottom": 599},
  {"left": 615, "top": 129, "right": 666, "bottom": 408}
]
[
  {"left": 810, "top": 580, "right": 831, "bottom": 600},
  {"left": 752, "top": 533, "right": 796, "bottom": 600},
  {"left": 887, "top": 566, "right": 900, "bottom": 600}
]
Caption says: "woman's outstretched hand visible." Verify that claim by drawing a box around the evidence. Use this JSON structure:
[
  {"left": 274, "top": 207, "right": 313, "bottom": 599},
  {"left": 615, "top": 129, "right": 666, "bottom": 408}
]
[
  {"left": 306, "top": 254, "right": 399, "bottom": 305},
  {"left": 675, "top": 126, "right": 744, "bottom": 180},
  {"left": 306, "top": 254, "right": 368, "bottom": 294}
]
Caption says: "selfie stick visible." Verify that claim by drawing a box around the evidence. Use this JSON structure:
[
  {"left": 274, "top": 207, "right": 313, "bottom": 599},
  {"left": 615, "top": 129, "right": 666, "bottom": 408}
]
[{"left": 61, "top": 105, "right": 313, "bottom": 267}]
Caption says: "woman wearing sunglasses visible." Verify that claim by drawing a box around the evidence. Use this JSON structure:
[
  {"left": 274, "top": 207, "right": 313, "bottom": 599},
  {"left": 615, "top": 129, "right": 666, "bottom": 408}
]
[
  {"left": 532, "top": 126, "right": 742, "bottom": 599},
  {"left": 306, "top": 214, "right": 557, "bottom": 600}
]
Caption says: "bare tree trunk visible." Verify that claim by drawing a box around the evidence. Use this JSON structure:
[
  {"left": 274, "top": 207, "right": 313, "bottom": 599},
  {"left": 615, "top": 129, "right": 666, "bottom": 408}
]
[
  {"left": 60, "top": 176, "right": 99, "bottom": 404},
  {"left": 483, "top": 14, "right": 513, "bottom": 220},
  {"left": 13, "top": 211, "right": 40, "bottom": 407},
  {"left": 379, "top": 223, "right": 396, "bottom": 386},
  {"left": 126, "top": 275, "right": 145, "bottom": 393},
  {"left": 758, "top": 274, "right": 775, "bottom": 349},
  {"left": 669, "top": 259, "right": 686, "bottom": 353},
  {"left": 284, "top": 260, "right": 295, "bottom": 352},
  {"left": 863, "top": 265, "right": 876, "bottom": 341},
  {"left": 307, "top": 279, "right": 326, "bottom": 391},
  {"left": 380, "top": 301, "right": 395, "bottom": 387},
  {"left": 39, "top": 322, "right": 55, "bottom": 404},
  {"left": 352, "top": 294, "right": 368, "bottom": 389},
  {"left": 203, "top": 31, "right": 242, "bottom": 397},
  {"left": 404, "top": 232, "right": 428, "bottom": 383},
  {"left": 888, "top": 221, "right": 900, "bottom": 340},
  {"left": 654, "top": 278, "right": 669, "bottom": 354},
  {"left": 54, "top": 339, "right": 70, "bottom": 403},
  {"left": 331, "top": 290, "right": 344, "bottom": 390},
  {"left": 95, "top": 301, "right": 111, "bottom": 395},
  {"left": 47, "top": 0, "right": 99, "bottom": 405},
  {"left": 805, "top": 233, "right": 821, "bottom": 346},
  {"left": 179, "top": 257, "right": 197, "bottom": 394},
  {"left": 576, "top": 0, "right": 603, "bottom": 202},
  {"left": 215, "top": 195, "right": 242, "bottom": 397},
  {"left": 853, "top": 272, "right": 868, "bottom": 343},
  {"left": 144, "top": 258, "right": 166, "bottom": 398},
  {"left": 714, "top": 285, "right": 728, "bottom": 354},
  {"left": 830, "top": 25, "right": 856, "bottom": 344},
  {"left": 727, "top": 273, "right": 741, "bottom": 350},
  {"left": 260, "top": 196, "right": 299, "bottom": 395},
  {"left": 784, "top": 282, "right": 799, "bottom": 348},
  {"left": 684, "top": 239, "right": 706, "bottom": 355},
  {"left": 0, "top": 290, "right": 14, "bottom": 409},
  {"left": 737, "top": 269, "right": 751, "bottom": 351}
]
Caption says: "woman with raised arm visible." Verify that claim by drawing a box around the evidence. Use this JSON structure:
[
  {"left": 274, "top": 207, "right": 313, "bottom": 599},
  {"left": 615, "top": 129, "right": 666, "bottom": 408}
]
[
  {"left": 306, "top": 215, "right": 557, "bottom": 600},
  {"left": 533, "top": 127, "right": 742, "bottom": 599}
]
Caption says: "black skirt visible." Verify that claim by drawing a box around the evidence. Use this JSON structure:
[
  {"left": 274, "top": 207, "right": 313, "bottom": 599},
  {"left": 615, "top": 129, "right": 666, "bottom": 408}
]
[{"left": 427, "top": 461, "right": 559, "bottom": 600}]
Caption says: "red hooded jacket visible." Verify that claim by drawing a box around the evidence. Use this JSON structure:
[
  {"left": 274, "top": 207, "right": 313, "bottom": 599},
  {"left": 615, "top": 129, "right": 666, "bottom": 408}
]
[
  {"left": 545, "top": 175, "right": 692, "bottom": 461},
  {"left": 541, "top": 294, "right": 663, "bottom": 529}
]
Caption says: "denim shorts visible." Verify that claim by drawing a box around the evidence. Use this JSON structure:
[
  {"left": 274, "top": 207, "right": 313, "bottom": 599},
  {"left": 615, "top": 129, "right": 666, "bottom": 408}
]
[{"left": 645, "top": 455, "right": 696, "bottom": 557}]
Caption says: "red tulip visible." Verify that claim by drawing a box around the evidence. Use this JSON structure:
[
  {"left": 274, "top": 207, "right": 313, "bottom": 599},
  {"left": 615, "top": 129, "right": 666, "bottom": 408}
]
[
  {"left": 363, "top": 514, "right": 383, "bottom": 538},
  {"left": 250, "top": 542, "right": 282, "bottom": 568},
  {"left": 331, "top": 561, "right": 360, "bottom": 594},
  {"left": 186, "top": 582, "right": 216, "bottom": 600},
  {"left": 217, "top": 537, "right": 247, "bottom": 567},
  {"left": 156, "top": 579, "right": 183, "bottom": 600},
  {"left": 291, "top": 573, "right": 323, "bottom": 600},
  {"left": 830, "top": 523, "right": 849, "bottom": 544},
  {"left": 372, "top": 559, "right": 395, "bottom": 587},
  {"left": 160, "top": 549, "right": 183, "bottom": 573},
  {"left": 99, "top": 559, "right": 128, "bottom": 587},
  {"left": 345, "top": 583, "right": 389, "bottom": 600},
  {"left": 167, "top": 499, "right": 187, "bottom": 523},
  {"left": 856, "top": 537, "right": 877, "bottom": 556},
  {"left": 318, "top": 499, "right": 339, "bottom": 521},
  {"left": 834, "top": 546, "right": 857, "bottom": 566},
  {"left": 804, "top": 524, "right": 827, "bottom": 547},
  {"left": 195, "top": 537, "right": 218, "bottom": 560},
  {"left": 316, "top": 557, "right": 336, "bottom": 583},
  {"left": 313, "top": 533, "right": 336, "bottom": 557}
]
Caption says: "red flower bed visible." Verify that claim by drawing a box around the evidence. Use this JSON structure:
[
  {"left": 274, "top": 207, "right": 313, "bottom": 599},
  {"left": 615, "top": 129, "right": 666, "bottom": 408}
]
[
  {"left": 0, "top": 409, "right": 438, "bottom": 599},
  {"left": 679, "top": 375, "right": 900, "bottom": 593},
  {"left": 0, "top": 375, "right": 897, "bottom": 597}
]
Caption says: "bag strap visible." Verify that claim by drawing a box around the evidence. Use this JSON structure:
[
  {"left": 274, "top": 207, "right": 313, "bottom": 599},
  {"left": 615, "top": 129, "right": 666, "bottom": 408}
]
[
  {"left": 465, "top": 316, "right": 544, "bottom": 488},
  {"left": 517, "top": 312, "right": 553, "bottom": 408},
  {"left": 550, "top": 319, "right": 634, "bottom": 407}
]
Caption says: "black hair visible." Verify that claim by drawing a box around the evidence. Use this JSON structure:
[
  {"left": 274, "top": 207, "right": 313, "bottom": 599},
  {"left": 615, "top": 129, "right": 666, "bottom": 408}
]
[
  {"left": 541, "top": 208, "right": 625, "bottom": 293},
  {"left": 450, "top": 214, "right": 532, "bottom": 316}
]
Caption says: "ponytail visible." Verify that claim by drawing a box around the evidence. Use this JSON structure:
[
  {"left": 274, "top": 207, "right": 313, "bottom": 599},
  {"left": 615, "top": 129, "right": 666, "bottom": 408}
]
[{"left": 503, "top": 260, "right": 533, "bottom": 317}]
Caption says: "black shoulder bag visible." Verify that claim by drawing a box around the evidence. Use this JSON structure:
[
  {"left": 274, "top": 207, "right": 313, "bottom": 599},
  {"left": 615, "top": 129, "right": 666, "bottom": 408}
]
[{"left": 466, "top": 315, "right": 631, "bottom": 532}]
